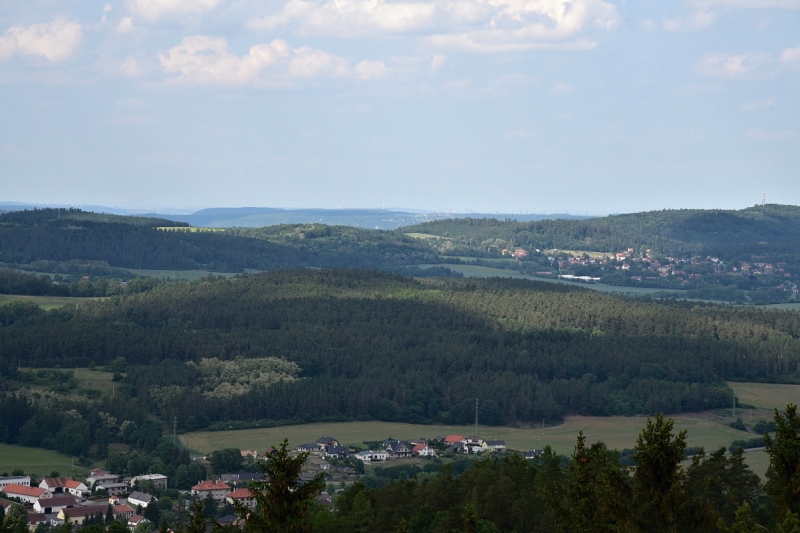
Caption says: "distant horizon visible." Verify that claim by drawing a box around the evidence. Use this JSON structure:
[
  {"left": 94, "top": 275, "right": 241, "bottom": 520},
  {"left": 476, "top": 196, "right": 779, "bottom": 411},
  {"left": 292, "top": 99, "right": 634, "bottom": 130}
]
[{"left": 1, "top": 200, "right": 792, "bottom": 219}]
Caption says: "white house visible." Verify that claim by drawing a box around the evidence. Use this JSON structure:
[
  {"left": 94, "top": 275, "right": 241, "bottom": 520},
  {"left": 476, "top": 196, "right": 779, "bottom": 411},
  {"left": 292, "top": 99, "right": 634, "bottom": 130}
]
[
  {"left": 412, "top": 443, "right": 437, "bottom": 457},
  {"left": 353, "top": 450, "right": 387, "bottom": 464},
  {"left": 1, "top": 485, "right": 51, "bottom": 504},
  {"left": 0, "top": 476, "right": 31, "bottom": 491},
  {"left": 33, "top": 495, "right": 78, "bottom": 514},
  {"left": 485, "top": 440, "right": 507, "bottom": 451},
  {"left": 130, "top": 474, "right": 167, "bottom": 491},
  {"left": 127, "top": 491, "right": 154, "bottom": 509}
]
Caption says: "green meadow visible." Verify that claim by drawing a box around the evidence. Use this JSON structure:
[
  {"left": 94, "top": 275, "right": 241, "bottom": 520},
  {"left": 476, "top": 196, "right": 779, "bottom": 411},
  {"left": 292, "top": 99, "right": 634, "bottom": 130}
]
[
  {"left": 0, "top": 443, "right": 87, "bottom": 478},
  {"left": 0, "top": 294, "right": 102, "bottom": 310}
]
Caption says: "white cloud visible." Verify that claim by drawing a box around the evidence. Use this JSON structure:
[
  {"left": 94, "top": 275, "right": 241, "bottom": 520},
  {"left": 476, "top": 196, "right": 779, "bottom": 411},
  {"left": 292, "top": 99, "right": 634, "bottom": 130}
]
[
  {"left": 117, "top": 17, "right": 134, "bottom": 33},
  {"left": 354, "top": 59, "right": 392, "bottom": 79},
  {"left": 689, "top": 0, "right": 800, "bottom": 8},
  {"left": 551, "top": 82, "right": 572, "bottom": 93},
  {"left": 663, "top": 10, "right": 716, "bottom": 31},
  {"left": 780, "top": 44, "right": 800, "bottom": 64},
  {"left": 127, "top": 0, "right": 224, "bottom": 21},
  {"left": 748, "top": 129, "right": 794, "bottom": 140},
  {"left": 119, "top": 57, "right": 144, "bottom": 77},
  {"left": 504, "top": 128, "right": 537, "bottom": 140},
  {"left": 430, "top": 53, "right": 446, "bottom": 72},
  {"left": 739, "top": 98, "right": 775, "bottom": 111},
  {"left": 0, "top": 18, "right": 82, "bottom": 62},
  {"left": 248, "top": 0, "right": 436, "bottom": 34},
  {"left": 250, "top": 0, "right": 619, "bottom": 53},
  {"left": 159, "top": 35, "right": 389, "bottom": 85},
  {"left": 696, "top": 53, "right": 771, "bottom": 78}
]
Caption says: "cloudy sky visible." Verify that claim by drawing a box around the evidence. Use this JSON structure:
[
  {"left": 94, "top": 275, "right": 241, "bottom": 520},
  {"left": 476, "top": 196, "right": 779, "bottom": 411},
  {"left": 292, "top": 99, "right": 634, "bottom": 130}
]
[{"left": 1, "top": 0, "right": 798, "bottom": 214}]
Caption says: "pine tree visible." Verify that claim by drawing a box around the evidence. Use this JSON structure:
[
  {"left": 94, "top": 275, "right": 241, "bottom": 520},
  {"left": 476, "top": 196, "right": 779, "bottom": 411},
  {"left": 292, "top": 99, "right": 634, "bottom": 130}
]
[{"left": 234, "top": 439, "right": 325, "bottom": 533}]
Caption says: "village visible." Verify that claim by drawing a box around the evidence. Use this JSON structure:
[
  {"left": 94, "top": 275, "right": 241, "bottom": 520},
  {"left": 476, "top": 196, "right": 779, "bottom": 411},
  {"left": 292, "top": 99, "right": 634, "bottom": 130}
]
[{"left": 0, "top": 433, "right": 533, "bottom": 532}]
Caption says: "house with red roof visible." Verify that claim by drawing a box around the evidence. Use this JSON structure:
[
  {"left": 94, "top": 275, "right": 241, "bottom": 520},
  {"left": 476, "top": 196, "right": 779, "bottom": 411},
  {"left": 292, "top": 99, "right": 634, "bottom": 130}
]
[
  {"left": 2, "top": 485, "right": 51, "bottom": 504},
  {"left": 225, "top": 488, "right": 254, "bottom": 509},
  {"left": 412, "top": 443, "right": 437, "bottom": 457},
  {"left": 190, "top": 480, "right": 232, "bottom": 501},
  {"left": 443, "top": 435, "right": 465, "bottom": 444}
]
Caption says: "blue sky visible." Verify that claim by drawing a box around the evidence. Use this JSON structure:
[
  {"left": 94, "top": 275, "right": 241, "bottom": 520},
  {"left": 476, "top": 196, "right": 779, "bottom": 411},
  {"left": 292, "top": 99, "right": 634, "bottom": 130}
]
[{"left": 1, "top": 0, "right": 798, "bottom": 214}]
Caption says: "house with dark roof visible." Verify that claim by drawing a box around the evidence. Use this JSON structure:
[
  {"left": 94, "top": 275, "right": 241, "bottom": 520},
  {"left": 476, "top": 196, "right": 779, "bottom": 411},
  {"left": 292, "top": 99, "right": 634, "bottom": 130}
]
[
  {"left": 446, "top": 442, "right": 469, "bottom": 454},
  {"left": 324, "top": 445, "right": 349, "bottom": 459},
  {"left": 33, "top": 495, "right": 78, "bottom": 514},
  {"left": 127, "top": 491, "right": 154, "bottom": 508},
  {"left": 295, "top": 443, "right": 325, "bottom": 454},
  {"left": 485, "top": 440, "right": 506, "bottom": 451},
  {"left": 383, "top": 440, "right": 413, "bottom": 458},
  {"left": 316, "top": 437, "right": 340, "bottom": 447}
]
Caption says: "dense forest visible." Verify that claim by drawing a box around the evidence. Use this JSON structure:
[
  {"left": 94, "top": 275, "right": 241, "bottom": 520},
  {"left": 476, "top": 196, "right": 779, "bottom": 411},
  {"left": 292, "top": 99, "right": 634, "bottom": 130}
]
[
  {"left": 0, "top": 209, "right": 439, "bottom": 274},
  {"left": 403, "top": 204, "right": 800, "bottom": 257},
  {"left": 2, "top": 270, "right": 800, "bottom": 436}
]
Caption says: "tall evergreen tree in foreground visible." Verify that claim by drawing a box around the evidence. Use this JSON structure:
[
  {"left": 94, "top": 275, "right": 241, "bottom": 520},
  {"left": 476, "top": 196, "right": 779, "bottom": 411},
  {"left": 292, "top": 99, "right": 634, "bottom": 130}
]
[{"left": 234, "top": 439, "right": 325, "bottom": 533}]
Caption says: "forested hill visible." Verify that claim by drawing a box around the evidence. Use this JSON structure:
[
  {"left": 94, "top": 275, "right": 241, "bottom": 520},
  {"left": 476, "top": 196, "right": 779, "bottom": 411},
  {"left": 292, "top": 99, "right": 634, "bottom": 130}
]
[
  {"left": 2, "top": 270, "right": 800, "bottom": 430},
  {"left": 0, "top": 209, "right": 438, "bottom": 272},
  {"left": 402, "top": 204, "right": 800, "bottom": 256}
]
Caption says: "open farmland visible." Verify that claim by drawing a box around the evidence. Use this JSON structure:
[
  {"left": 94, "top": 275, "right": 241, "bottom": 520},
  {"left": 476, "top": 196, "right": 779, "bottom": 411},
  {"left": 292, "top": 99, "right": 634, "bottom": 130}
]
[
  {"left": 0, "top": 443, "right": 87, "bottom": 478},
  {"left": 728, "top": 382, "right": 800, "bottom": 410},
  {"left": 0, "top": 294, "right": 102, "bottom": 310},
  {"left": 180, "top": 413, "right": 750, "bottom": 457}
]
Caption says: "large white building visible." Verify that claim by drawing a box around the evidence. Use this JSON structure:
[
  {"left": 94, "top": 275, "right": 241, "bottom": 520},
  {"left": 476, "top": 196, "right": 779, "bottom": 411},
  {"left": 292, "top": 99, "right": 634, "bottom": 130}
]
[
  {"left": 353, "top": 450, "right": 387, "bottom": 464},
  {"left": 0, "top": 476, "right": 30, "bottom": 491}
]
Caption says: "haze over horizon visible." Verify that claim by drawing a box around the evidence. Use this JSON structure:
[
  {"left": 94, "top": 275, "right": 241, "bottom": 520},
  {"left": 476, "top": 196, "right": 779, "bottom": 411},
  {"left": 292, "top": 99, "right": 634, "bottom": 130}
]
[{"left": 1, "top": 1, "right": 798, "bottom": 214}]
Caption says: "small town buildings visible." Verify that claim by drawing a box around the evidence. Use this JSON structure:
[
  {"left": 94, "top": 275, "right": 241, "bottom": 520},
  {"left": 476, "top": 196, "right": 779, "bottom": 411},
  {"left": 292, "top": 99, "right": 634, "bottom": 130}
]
[
  {"left": 114, "top": 504, "right": 135, "bottom": 521},
  {"left": 412, "top": 443, "right": 437, "bottom": 457},
  {"left": 226, "top": 488, "right": 254, "bottom": 509},
  {"left": 130, "top": 474, "right": 167, "bottom": 491},
  {"left": 127, "top": 515, "right": 150, "bottom": 531},
  {"left": 87, "top": 473, "right": 121, "bottom": 487},
  {"left": 127, "top": 491, "right": 154, "bottom": 509},
  {"left": 446, "top": 442, "right": 469, "bottom": 454},
  {"left": 40, "top": 478, "right": 89, "bottom": 498},
  {"left": 2, "top": 485, "right": 51, "bottom": 504},
  {"left": 26, "top": 512, "right": 48, "bottom": 531},
  {"left": 307, "top": 457, "right": 331, "bottom": 471},
  {"left": 353, "top": 450, "right": 387, "bottom": 464},
  {"left": 240, "top": 450, "right": 258, "bottom": 459},
  {"left": 191, "top": 480, "right": 232, "bottom": 500},
  {"left": 295, "top": 443, "right": 325, "bottom": 454},
  {"left": 316, "top": 437, "right": 340, "bottom": 447},
  {"left": 0, "top": 476, "right": 31, "bottom": 491},
  {"left": 324, "top": 445, "right": 349, "bottom": 459},
  {"left": 443, "top": 435, "right": 465, "bottom": 445},
  {"left": 33, "top": 495, "right": 78, "bottom": 514},
  {"left": 383, "top": 440, "right": 413, "bottom": 458},
  {"left": 96, "top": 482, "right": 129, "bottom": 496},
  {"left": 57, "top": 506, "right": 106, "bottom": 526},
  {"left": 485, "top": 440, "right": 506, "bottom": 451}
]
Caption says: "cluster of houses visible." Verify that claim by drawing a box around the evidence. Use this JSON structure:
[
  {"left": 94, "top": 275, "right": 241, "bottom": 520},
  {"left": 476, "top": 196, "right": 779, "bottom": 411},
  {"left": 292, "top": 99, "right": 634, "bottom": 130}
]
[
  {"left": 0, "top": 472, "right": 161, "bottom": 532},
  {"left": 292, "top": 435, "right": 508, "bottom": 465}
]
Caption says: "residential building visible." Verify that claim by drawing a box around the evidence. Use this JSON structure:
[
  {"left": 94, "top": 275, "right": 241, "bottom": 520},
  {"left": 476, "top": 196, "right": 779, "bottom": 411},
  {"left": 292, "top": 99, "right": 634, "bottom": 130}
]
[
  {"left": 485, "top": 440, "right": 507, "bottom": 451},
  {"left": 225, "top": 488, "right": 254, "bottom": 509},
  {"left": 2, "top": 485, "right": 51, "bottom": 504},
  {"left": 114, "top": 504, "right": 135, "bottom": 521},
  {"left": 411, "top": 443, "right": 436, "bottom": 457},
  {"left": 383, "top": 440, "right": 413, "bottom": 458},
  {"left": 127, "top": 515, "right": 150, "bottom": 531},
  {"left": 127, "top": 492, "right": 154, "bottom": 509},
  {"left": 0, "top": 476, "right": 31, "bottom": 491},
  {"left": 294, "top": 443, "right": 325, "bottom": 454},
  {"left": 33, "top": 496, "right": 78, "bottom": 514},
  {"left": 324, "top": 445, "right": 349, "bottom": 459},
  {"left": 97, "top": 482, "right": 129, "bottom": 496},
  {"left": 130, "top": 474, "right": 167, "bottom": 491},
  {"left": 191, "top": 480, "right": 232, "bottom": 500},
  {"left": 316, "top": 437, "right": 340, "bottom": 447},
  {"left": 353, "top": 451, "right": 386, "bottom": 464},
  {"left": 57, "top": 506, "right": 106, "bottom": 526}
]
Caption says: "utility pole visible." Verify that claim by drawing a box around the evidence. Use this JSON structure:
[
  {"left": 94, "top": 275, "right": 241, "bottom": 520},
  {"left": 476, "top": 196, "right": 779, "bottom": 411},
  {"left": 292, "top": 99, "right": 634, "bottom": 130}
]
[
  {"left": 475, "top": 399, "right": 479, "bottom": 435},
  {"left": 732, "top": 392, "right": 736, "bottom": 419},
  {"left": 173, "top": 416, "right": 177, "bottom": 445}
]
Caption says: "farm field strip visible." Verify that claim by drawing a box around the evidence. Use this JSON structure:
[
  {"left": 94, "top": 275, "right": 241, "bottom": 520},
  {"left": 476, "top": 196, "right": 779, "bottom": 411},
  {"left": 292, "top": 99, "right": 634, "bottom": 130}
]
[
  {"left": 0, "top": 443, "right": 87, "bottom": 477},
  {"left": 0, "top": 294, "right": 102, "bottom": 309},
  {"left": 728, "top": 382, "right": 800, "bottom": 410},
  {"left": 126, "top": 269, "right": 239, "bottom": 280}
]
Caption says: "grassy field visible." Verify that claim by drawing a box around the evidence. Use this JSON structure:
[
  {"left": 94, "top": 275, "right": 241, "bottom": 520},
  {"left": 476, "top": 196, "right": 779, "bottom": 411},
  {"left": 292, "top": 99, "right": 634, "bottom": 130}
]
[
  {"left": 0, "top": 443, "right": 88, "bottom": 478},
  {"left": 180, "top": 414, "right": 749, "bottom": 457},
  {"left": 0, "top": 294, "right": 102, "bottom": 310},
  {"left": 126, "top": 269, "right": 238, "bottom": 280},
  {"left": 15, "top": 366, "right": 119, "bottom": 398},
  {"left": 762, "top": 303, "right": 800, "bottom": 310},
  {"left": 429, "top": 264, "right": 673, "bottom": 297},
  {"left": 728, "top": 382, "right": 800, "bottom": 410}
]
